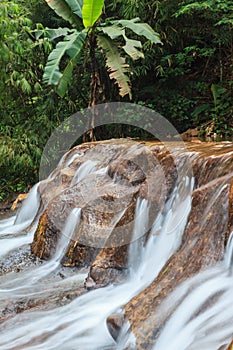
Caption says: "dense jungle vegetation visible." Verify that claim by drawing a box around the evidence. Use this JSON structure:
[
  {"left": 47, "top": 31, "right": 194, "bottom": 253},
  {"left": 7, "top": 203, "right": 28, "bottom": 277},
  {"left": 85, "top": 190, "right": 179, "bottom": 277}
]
[{"left": 0, "top": 0, "right": 233, "bottom": 200}]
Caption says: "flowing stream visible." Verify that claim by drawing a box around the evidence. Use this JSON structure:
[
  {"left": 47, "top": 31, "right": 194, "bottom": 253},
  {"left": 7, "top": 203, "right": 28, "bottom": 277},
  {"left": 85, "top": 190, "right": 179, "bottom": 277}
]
[
  {"left": 152, "top": 230, "right": 233, "bottom": 350},
  {"left": 1, "top": 144, "right": 232, "bottom": 350},
  {"left": 0, "top": 183, "right": 40, "bottom": 258},
  {"left": 0, "top": 154, "right": 194, "bottom": 350}
]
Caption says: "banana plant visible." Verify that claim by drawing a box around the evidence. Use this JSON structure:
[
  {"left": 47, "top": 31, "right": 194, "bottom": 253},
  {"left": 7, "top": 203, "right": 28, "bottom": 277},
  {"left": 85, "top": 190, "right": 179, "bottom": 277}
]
[{"left": 42, "top": 0, "right": 162, "bottom": 102}]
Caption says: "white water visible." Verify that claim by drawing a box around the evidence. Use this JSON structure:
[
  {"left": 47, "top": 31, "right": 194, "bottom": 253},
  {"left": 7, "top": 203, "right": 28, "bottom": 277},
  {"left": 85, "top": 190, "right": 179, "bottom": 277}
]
[
  {"left": 14, "top": 182, "right": 41, "bottom": 225},
  {"left": 128, "top": 198, "right": 149, "bottom": 275},
  {"left": 0, "top": 208, "right": 81, "bottom": 298},
  {"left": 0, "top": 183, "right": 40, "bottom": 238},
  {"left": 65, "top": 152, "right": 84, "bottom": 167},
  {"left": 127, "top": 176, "right": 194, "bottom": 289},
  {"left": 152, "top": 231, "right": 233, "bottom": 350},
  {"left": 3, "top": 145, "right": 231, "bottom": 350},
  {"left": 0, "top": 172, "right": 193, "bottom": 350},
  {"left": 0, "top": 227, "right": 35, "bottom": 259},
  {"left": 53, "top": 208, "right": 81, "bottom": 262},
  {"left": 1, "top": 142, "right": 233, "bottom": 350},
  {"left": 0, "top": 216, "right": 15, "bottom": 230},
  {"left": 0, "top": 184, "right": 41, "bottom": 258},
  {"left": 71, "top": 160, "right": 98, "bottom": 185}
]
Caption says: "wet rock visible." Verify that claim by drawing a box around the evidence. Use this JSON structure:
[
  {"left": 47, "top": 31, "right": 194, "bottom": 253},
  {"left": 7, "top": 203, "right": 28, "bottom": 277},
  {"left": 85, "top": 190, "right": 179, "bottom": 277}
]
[
  {"left": 108, "top": 158, "right": 146, "bottom": 185},
  {"left": 0, "top": 209, "right": 15, "bottom": 220},
  {"left": 226, "top": 339, "right": 233, "bottom": 350},
  {"left": 31, "top": 211, "right": 59, "bottom": 259},
  {"left": 111, "top": 173, "right": 233, "bottom": 348},
  {"left": 187, "top": 143, "right": 233, "bottom": 188},
  {"left": 31, "top": 140, "right": 233, "bottom": 315},
  {"left": 107, "top": 313, "right": 125, "bottom": 341},
  {"left": 180, "top": 127, "right": 199, "bottom": 142},
  {"left": 151, "top": 148, "right": 178, "bottom": 198},
  {"left": 0, "top": 246, "right": 42, "bottom": 276},
  {"left": 0, "top": 270, "right": 86, "bottom": 324},
  {"left": 32, "top": 140, "right": 181, "bottom": 287},
  {"left": 3, "top": 139, "right": 233, "bottom": 347},
  {"left": 87, "top": 245, "right": 128, "bottom": 287}
]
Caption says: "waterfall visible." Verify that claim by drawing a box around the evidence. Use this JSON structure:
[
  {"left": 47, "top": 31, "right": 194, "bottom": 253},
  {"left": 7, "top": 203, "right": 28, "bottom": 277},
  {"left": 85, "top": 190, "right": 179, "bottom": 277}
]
[
  {"left": 0, "top": 183, "right": 40, "bottom": 237},
  {"left": 65, "top": 152, "right": 84, "bottom": 167},
  {"left": 14, "top": 182, "right": 41, "bottom": 225},
  {"left": 0, "top": 208, "right": 81, "bottom": 300},
  {"left": 0, "top": 172, "right": 193, "bottom": 350},
  {"left": 128, "top": 198, "right": 149, "bottom": 275},
  {"left": 152, "top": 230, "right": 233, "bottom": 350},
  {"left": 0, "top": 227, "right": 35, "bottom": 259},
  {"left": 71, "top": 160, "right": 98, "bottom": 185},
  {"left": 0, "top": 216, "right": 15, "bottom": 231},
  {"left": 53, "top": 207, "right": 81, "bottom": 262},
  {"left": 2, "top": 140, "right": 232, "bottom": 350},
  {"left": 0, "top": 183, "right": 41, "bottom": 258},
  {"left": 127, "top": 175, "right": 194, "bottom": 288}
]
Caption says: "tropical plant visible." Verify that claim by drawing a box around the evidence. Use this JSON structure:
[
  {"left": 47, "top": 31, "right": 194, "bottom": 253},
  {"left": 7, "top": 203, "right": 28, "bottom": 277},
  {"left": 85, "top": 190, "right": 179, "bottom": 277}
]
[
  {"left": 42, "top": 0, "right": 162, "bottom": 110},
  {"left": 0, "top": 1, "right": 80, "bottom": 200}
]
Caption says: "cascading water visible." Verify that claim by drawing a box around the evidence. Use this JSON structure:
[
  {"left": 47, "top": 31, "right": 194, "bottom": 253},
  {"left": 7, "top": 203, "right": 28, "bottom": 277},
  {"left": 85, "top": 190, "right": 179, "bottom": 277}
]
[
  {"left": 71, "top": 160, "right": 98, "bottom": 185},
  {"left": 0, "top": 174, "right": 193, "bottom": 350},
  {"left": 14, "top": 182, "right": 41, "bottom": 225},
  {"left": 0, "top": 208, "right": 82, "bottom": 295},
  {"left": 130, "top": 175, "right": 194, "bottom": 287},
  {"left": 53, "top": 208, "right": 81, "bottom": 263},
  {"left": 0, "top": 226, "right": 35, "bottom": 259},
  {"left": 0, "top": 183, "right": 41, "bottom": 258},
  {"left": 0, "top": 141, "right": 232, "bottom": 350},
  {"left": 0, "top": 183, "right": 40, "bottom": 237},
  {"left": 128, "top": 198, "right": 149, "bottom": 275},
  {"left": 152, "top": 230, "right": 233, "bottom": 350}
]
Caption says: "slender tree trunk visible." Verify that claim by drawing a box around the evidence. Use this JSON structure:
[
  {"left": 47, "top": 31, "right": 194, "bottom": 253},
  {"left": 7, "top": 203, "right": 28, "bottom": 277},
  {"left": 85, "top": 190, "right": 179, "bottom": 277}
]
[
  {"left": 83, "top": 30, "right": 105, "bottom": 142},
  {"left": 88, "top": 30, "right": 99, "bottom": 141}
]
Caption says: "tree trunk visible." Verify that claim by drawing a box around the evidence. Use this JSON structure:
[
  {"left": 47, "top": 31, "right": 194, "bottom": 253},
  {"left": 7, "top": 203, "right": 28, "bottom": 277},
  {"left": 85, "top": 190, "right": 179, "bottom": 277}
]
[{"left": 87, "top": 31, "right": 99, "bottom": 142}]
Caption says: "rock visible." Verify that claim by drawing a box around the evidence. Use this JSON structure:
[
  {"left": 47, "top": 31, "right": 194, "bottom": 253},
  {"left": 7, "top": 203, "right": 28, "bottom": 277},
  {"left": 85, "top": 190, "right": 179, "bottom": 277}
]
[
  {"left": 31, "top": 210, "right": 59, "bottom": 259},
  {"left": 107, "top": 145, "right": 233, "bottom": 349},
  {"left": 108, "top": 158, "right": 146, "bottom": 185},
  {"left": 3, "top": 139, "right": 233, "bottom": 348},
  {"left": 31, "top": 140, "right": 184, "bottom": 287},
  {"left": 226, "top": 339, "right": 233, "bottom": 350},
  {"left": 180, "top": 128, "right": 199, "bottom": 141},
  {"left": 107, "top": 313, "right": 124, "bottom": 341},
  {"left": 10, "top": 193, "right": 28, "bottom": 211},
  {"left": 87, "top": 245, "right": 128, "bottom": 287},
  {"left": 31, "top": 140, "right": 233, "bottom": 302}
]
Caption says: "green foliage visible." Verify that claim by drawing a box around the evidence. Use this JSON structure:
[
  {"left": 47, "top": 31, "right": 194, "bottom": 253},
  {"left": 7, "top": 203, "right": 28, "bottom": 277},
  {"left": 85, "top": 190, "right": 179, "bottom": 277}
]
[
  {"left": 136, "top": 88, "right": 196, "bottom": 133},
  {"left": 172, "top": 0, "right": 233, "bottom": 136},
  {"left": 43, "top": 30, "right": 87, "bottom": 96},
  {"left": 82, "top": 0, "right": 104, "bottom": 28},
  {"left": 45, "top": 0, "right": 82, "bottom": 26},
  {"left": 42, "top": 0, "right": 162, "bottom": 99},
  {"left": 1, "top": 0, "right": 233, "bottom": 201},
  {"left": 97, "top": 35, "right": 132, "bottom": 98},
  {"left": 0, "top": 1, "right": 84, "bottom": 200},
  {"left": 176, "top": 0, "right": 233, "bottom": 24},
  {"left": 193, "top": 83, "right": 233, "bottom": 139},
  {"left": 112, "top": 19, "right": 161, "bottom": 45}
]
